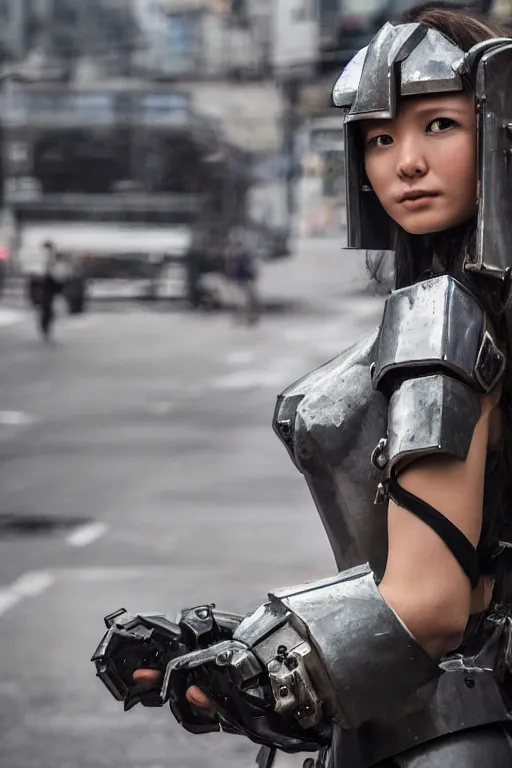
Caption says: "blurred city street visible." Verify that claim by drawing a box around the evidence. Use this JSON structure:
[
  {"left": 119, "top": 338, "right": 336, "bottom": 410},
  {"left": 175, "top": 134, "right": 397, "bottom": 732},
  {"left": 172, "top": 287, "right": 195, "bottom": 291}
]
[
  {"left": 0, "top": 237, "right": 383, "bottom": 768},
  {"left": 0, "top": 0, "right": 510, "bottom": 766}
]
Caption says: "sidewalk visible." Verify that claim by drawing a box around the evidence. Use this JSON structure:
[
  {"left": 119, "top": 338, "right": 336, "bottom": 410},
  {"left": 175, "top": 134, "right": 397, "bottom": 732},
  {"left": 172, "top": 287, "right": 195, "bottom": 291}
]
[{"left": 260, "top": 237, "right": 374, "bottom": 313}]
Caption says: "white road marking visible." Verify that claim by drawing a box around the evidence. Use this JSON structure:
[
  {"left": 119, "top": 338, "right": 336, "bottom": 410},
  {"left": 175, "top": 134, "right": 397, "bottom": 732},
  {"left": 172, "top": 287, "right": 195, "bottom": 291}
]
[
  {"left": 0, "top": 308, "right": 24, "bottom": 327},
  {"left": 0, "top": 571, "right": 55, "bottom": 618},
  {"left": 67, "top": 521, "right": 109, "bottom": 547},
  {"left": 14, "top": 571, "right": 56, "bottom": 597},
  {"left": 0, "top": 591, "right": 21, "bottom": 616},
  {"left": 0, "top": 410, "right": 35, "bottom": 426},
  {"left": 0, "top": 568, "right": 171, "bottom": 619},
  {"left": 0, "top": 565, "right": 243, "bottom": 620}
]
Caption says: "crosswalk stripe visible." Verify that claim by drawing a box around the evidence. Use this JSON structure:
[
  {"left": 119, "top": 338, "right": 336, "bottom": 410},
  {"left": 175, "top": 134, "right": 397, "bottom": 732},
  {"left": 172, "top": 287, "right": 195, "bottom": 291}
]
[{"left": 0, "top": 571, "right": 55, "bottom": 618}]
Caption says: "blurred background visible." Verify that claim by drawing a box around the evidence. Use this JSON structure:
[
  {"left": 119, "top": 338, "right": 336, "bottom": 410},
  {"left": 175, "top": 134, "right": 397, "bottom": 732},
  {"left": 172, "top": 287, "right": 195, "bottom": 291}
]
[{"left": 0, "top": 2, "right": 509, "bottom": 768}]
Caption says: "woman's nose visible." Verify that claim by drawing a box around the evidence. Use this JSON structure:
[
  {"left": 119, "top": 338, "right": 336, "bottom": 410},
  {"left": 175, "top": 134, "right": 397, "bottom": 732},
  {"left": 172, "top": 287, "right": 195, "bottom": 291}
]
[{"left": 396, "top": 149, "right": 428, "bottom": 179}]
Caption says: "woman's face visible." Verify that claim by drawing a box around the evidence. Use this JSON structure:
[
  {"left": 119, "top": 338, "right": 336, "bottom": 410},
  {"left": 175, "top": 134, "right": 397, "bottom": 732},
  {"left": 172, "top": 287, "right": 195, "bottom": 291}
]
[{"left": 362, "top": 93, "right": 477, "bottom": 235}]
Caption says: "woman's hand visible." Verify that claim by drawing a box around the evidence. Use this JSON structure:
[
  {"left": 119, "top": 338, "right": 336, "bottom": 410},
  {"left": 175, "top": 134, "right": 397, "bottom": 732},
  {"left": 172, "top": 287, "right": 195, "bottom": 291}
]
[{"left": 132, "top": 670, "right": 217, "bottom": 715}]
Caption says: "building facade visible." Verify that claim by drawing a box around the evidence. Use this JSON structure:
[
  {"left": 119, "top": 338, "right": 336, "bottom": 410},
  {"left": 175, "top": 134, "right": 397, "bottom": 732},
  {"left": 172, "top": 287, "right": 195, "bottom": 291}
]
[{"left": 129, "top": 0, "right": 283, "bottom": 154}]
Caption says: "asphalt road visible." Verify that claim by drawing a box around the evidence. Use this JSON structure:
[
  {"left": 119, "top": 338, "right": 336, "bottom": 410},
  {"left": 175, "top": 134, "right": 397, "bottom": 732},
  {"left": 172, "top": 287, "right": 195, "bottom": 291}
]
[{"left": 0, "top": 238, "right": 385, "bottom": 768}]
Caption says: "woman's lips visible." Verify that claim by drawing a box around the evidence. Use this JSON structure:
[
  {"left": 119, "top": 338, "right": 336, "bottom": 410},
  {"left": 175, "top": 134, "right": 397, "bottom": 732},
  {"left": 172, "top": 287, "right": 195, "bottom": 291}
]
[{"left": 400, "top": 193, "right": 439, "bottom": 211}]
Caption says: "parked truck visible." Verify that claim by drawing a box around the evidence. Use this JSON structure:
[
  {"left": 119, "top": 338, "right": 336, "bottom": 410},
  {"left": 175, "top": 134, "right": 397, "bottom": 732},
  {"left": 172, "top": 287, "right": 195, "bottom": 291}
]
[{"left": 1, "top": 79, "right": 275, "bottom": 310}]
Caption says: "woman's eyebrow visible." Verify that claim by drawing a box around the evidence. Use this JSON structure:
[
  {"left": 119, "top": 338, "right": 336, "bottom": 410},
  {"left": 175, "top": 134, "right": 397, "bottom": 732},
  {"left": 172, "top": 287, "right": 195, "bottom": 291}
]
[
  {"left": 362, "top": 121, "right": 392, "bottom": 135},
  {"left": 412, "top": 104, "right": 467, "bottom": 118}
]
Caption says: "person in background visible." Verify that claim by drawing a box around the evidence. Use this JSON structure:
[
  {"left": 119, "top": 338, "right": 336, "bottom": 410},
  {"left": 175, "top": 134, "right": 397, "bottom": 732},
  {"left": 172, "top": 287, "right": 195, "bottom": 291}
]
[
  {"left": 226, "top": 226, "right": 260, "bottom": 325},
  {"left": 39, "top": 240, "right": 69, "bottom": 340}
]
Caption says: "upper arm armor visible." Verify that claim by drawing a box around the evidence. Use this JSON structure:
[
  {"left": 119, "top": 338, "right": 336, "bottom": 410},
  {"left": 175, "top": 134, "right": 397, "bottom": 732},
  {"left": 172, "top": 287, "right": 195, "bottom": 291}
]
[{"left": 372, "top": 275, "right": 505, "bottom": 475}]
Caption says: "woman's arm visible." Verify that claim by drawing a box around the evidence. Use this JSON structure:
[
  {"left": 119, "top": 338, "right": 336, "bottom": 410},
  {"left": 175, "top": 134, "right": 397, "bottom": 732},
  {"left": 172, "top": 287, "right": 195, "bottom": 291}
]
[{"left": 379, "top": 390, "right": 499, "bottom": 659}]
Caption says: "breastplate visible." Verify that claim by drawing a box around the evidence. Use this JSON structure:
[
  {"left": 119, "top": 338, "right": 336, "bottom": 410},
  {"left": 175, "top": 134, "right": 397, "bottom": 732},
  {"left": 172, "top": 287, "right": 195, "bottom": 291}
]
[{"left": 273, "top": 329, "right": 389, "bottom": 577}]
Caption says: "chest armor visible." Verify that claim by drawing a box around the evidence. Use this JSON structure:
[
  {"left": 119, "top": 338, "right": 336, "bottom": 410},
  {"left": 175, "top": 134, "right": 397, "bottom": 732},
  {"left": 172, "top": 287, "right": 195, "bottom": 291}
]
[{"left": 273, "top": 330, "right": 388, "bottom": 577}]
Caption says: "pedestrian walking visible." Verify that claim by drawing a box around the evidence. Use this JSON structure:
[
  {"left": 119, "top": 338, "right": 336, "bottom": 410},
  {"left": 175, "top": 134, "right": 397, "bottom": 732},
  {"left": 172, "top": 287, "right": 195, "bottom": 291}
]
[
  {"left": 39, "top": 241, "right": 69, "bottom": 340},
  {"left": 226, "top": 227, "right": 260, "bottom": 325}
]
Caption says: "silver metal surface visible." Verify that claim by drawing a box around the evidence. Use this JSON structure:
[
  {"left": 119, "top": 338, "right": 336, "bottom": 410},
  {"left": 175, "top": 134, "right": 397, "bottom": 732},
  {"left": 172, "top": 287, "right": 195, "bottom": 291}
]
[
  {"left": 374, "top": 276, "right": 504, "bottom": 394},
  {"left": 332, "top": 25, "right": 463, "bottom": 112},
  {"left": 232, "top": 600, "right": 289, "bottom": 647},
  {"left": 273, "top": 331, "right": 388, "bottom": 577},
  {"left": 400, "top": 30, "right": 466, "bottom": 95},
  {"left": 237, "top": 605, "right": 335, "bottom": 729},
  {"left": 333, "top": 722, "right": 512, "bottom": 768},
  {"left": 329, "top": 613, "right": 512, "bottom": 766},
  {"left": 273, "top": 565, "right": 440, "bottom": 730},
  {"left": 266, "top": 641, "right": 324, "bottom": 730},
  {"left": 386, "top": 374, "right": 480, "bottom": 474},
  {"left": 472, "top": 42, "right": 512, "bottom": 286},
  {"left": 393, "top": 726, "right": 512, "bottom": 768}
]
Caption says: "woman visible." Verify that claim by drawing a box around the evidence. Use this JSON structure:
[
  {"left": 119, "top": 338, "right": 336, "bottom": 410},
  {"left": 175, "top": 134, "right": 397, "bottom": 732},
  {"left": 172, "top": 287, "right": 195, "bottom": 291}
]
[{"left": 93, "top": 5, "right": 512, "bottom": 767}]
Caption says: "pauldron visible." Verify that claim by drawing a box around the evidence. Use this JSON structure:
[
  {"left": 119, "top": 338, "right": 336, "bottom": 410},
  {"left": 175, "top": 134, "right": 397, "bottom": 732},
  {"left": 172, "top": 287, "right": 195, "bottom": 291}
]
[{"left": 370, "top": 275, "right": 505, "bottom": 496}]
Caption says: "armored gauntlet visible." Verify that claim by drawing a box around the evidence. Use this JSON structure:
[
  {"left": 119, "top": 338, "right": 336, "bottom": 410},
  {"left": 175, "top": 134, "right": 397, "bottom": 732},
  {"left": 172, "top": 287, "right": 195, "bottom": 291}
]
[
  {"left": 92, "top": 564, "right": 439, "bottom": 748},
  {"left": 91, "top": 604, "right": 243, "bottom": 719},
  {"left": 91, "top": 602, "right": 329, "bottom": 752}
]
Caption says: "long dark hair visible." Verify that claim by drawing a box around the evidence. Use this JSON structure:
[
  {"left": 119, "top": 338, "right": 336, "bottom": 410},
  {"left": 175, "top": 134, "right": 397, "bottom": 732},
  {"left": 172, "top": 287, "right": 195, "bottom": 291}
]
[{"left": 393, "top": 4, "right": 512, "bottom": 606}]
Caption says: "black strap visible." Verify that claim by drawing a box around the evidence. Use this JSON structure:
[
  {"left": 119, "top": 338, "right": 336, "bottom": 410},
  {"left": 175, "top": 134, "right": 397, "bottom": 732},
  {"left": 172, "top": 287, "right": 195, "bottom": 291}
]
[{"left": 387, "top": 472, "right": 480, "bottom": 590}]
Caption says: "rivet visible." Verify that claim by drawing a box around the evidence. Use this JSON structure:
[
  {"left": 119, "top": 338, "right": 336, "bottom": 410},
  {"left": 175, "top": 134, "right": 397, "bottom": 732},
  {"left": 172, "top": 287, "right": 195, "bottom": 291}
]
[{"left": 216, "top": 650, "right": 232, "bottom": 666}]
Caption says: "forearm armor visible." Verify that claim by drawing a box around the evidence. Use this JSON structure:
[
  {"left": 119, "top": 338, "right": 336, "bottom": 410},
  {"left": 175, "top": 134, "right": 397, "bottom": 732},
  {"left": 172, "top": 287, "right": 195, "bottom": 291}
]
[
  {"left": 230, "top": 563, "right": 440, "bottom": 729},
  {"left": 157, "top": 566, "right": 439, "bottom": 741}
]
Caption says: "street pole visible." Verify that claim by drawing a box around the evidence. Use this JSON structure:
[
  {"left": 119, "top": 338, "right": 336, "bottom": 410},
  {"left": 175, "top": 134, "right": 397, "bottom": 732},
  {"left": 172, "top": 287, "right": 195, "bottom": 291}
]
[
  {"left": 9, "top": 0, "right": 26, "bottom": 61},
  {"left": 281, "top": 77, "right": 299, "bottom": 229}
]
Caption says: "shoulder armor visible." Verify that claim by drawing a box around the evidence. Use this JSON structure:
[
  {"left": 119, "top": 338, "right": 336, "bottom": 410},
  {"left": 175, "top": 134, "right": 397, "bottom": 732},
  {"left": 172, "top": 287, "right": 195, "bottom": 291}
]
[
  {"left": 372, "top": 276, "right": 506, "bottom": 476},
  {"left": 374, "top": 275, "right": 505, "bottom": 395}
]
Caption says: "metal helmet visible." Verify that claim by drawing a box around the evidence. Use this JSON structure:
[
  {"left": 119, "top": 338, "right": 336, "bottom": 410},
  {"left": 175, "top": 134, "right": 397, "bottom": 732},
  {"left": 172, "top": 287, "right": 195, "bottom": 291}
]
[{"left": 332, "top": 21, "right": 512, "bottom": 286}]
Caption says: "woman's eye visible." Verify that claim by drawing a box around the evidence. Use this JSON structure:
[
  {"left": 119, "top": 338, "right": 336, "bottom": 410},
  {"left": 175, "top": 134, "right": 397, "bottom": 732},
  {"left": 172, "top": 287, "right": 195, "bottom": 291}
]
[
  {"left": 366, "top": 134, "right": 393, "bottom": 148},
  {"left": 427, "top": 117, "right": 458, "bottom": 133}
]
